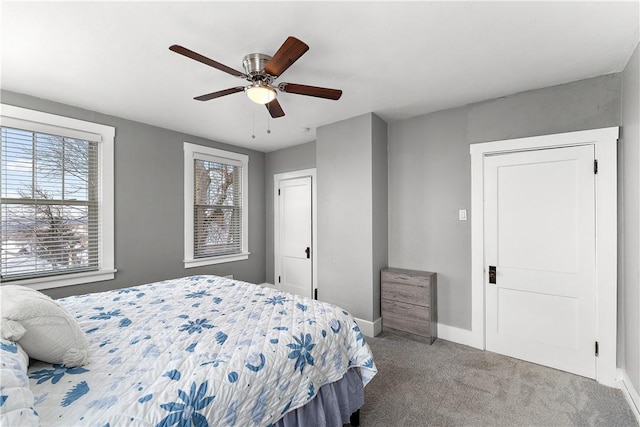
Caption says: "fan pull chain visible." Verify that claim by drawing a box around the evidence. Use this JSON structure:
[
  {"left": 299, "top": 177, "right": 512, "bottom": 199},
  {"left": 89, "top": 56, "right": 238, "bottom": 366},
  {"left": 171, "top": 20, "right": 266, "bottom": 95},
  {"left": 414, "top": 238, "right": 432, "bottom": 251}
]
[
  {"left": 267, "top": 116, "right": 271, "bottom": 135},
  {"left": 251, "top": 110, "right": 256, "bottom": 139}
]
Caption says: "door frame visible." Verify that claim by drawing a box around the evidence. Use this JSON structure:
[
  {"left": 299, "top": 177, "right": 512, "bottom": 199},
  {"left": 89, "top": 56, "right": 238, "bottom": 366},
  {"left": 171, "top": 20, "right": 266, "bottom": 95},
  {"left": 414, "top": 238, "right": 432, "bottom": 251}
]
[
  {"left": 274, "top": 168, "right": 317, "bottom": 297},
  {"left": 470, "top": 127, "right": 619, "bottom": 386}
]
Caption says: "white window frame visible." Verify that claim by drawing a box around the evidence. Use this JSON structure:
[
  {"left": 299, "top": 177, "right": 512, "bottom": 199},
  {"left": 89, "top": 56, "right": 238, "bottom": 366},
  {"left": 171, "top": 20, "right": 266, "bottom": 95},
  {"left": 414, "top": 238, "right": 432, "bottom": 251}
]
[
  {"left": 0, "top": 104, "right": 116, "bottom": 290},
  {"left": 183, "top": 142, "right": 249, "bottom": 268}
]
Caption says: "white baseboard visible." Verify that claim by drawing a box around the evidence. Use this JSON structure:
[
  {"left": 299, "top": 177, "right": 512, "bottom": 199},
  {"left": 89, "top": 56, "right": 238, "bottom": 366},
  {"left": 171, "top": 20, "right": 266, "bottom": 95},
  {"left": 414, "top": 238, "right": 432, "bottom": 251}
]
[
  {"left": 618, "top": 369, "right": 640, "bottom": 425},
  {"left": 354, "top": 316, "right": 382, "bottom": 338},
  {"left": 436, "top": 322, "right": 483, "bottom": 349}
]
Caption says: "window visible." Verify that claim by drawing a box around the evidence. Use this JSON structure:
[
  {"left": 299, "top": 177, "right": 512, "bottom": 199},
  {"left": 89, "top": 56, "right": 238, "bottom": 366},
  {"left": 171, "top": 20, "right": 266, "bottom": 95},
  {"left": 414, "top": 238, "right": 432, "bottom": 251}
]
[
  {"left": 183, "top": 142, "right": 249, "bottom": 267},
  {"left": 1, "top": 104, "right": 115, "bottom": 289}
]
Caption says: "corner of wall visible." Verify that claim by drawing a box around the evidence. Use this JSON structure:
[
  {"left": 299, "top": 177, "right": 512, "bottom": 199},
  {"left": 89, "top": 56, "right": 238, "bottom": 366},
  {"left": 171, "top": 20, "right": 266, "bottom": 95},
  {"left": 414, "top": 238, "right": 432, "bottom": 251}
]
[
  {"left": 621, "top": 38, "right": 640, "bottom": 397},
  {"left": 619, "top": 369, "right": 640, "bottom": 425}
]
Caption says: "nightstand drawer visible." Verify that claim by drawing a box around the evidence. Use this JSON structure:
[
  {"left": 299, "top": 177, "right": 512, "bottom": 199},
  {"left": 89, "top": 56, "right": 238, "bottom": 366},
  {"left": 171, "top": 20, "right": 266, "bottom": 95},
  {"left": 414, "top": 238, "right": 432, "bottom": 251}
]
[
  {"left": 381, "top": 299, "right": 430, "bottom": 337},
  {"left": 381, "top": 276, "right": 430, "bottom": 306},
  {"left": 382, "top": 269, "right": 430, "bottom": 288}
]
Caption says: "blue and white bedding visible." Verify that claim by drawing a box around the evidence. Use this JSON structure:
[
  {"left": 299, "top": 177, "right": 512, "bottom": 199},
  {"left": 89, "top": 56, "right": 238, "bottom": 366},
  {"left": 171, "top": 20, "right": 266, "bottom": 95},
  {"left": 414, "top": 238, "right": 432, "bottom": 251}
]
[
  {"left": 19, "top": 275, "right": 377, "bottom": 426},
  {"left": 0, "top": 340, "right": 39, "bottom": 425}
]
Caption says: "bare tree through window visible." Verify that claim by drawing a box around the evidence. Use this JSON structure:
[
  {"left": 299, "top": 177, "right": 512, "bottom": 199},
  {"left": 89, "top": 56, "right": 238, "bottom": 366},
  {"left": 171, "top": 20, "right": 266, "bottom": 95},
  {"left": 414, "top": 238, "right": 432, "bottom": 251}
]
[
  {"left": 1, "top": 127, "right": 98, "bottom": 280},
  {"left": 193, "top": 159, "right": 242, "bottom": 257}
]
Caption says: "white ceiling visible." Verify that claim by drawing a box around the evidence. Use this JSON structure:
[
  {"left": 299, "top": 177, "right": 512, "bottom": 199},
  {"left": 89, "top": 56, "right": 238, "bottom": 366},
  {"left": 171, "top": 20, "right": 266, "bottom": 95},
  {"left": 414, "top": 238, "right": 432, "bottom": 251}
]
[{"left": 2, "top": 1, "right": 639, "bottom": 153}]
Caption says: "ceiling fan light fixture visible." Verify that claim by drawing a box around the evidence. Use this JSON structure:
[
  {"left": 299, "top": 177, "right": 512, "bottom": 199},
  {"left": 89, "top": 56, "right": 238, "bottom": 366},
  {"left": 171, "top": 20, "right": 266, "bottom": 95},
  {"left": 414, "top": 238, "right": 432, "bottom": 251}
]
[{"left": 246, "top": 83, "right": 277, "bottom": 105}]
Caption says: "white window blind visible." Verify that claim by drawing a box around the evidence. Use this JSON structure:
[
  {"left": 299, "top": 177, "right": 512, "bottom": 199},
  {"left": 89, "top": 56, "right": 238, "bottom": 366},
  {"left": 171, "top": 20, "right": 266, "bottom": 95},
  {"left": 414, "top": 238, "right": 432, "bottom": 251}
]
[
  {"left": 1, "top": 127, "right": 100, "bottom": 281},
  {"left": 184, "top": 143, "right": 248, "bottom": 267},
  {"left": 194, "top": 158, "right": 242, "bottom": 257}
]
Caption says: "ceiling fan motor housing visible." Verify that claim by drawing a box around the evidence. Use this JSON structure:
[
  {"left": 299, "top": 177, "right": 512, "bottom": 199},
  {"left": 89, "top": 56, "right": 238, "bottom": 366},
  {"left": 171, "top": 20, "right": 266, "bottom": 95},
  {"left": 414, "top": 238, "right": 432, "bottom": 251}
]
[{"left": 242, "top": 53, "right": 273, "bottom": 82}]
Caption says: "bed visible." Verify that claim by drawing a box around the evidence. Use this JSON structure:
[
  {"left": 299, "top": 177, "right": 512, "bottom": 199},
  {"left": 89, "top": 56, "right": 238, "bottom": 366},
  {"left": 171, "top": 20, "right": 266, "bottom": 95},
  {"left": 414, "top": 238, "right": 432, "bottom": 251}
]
[{"left": 0, "top": 275, "right": 377, "bottom": 426}]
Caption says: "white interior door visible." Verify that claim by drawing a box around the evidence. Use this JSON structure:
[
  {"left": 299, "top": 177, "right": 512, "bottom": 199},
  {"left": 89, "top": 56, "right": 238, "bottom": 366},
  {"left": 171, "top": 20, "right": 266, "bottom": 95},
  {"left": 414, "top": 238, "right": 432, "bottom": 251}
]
[
  {"left": 484, "top": 145, "right": 597, "bottom": 378},
  {"left": 276, "top": 176, "right": 313, "bottom": 299}
]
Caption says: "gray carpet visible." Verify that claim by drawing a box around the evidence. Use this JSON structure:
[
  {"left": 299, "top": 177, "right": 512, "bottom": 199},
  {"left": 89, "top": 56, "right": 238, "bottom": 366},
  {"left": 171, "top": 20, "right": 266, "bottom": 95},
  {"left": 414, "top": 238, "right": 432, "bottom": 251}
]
[{"left": 356, "top": 332, "right": 637, "bottom": 426}]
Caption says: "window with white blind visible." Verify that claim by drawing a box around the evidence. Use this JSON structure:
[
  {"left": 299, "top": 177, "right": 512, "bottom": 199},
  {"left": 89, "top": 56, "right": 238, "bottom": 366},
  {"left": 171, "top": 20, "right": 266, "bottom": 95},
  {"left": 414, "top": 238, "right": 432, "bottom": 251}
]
[
  {"left": 183, "top": 142, "right": 249, "bottom": 267},
  {"left": 1, "top": 104, "right": 115, "bottom": 289}
]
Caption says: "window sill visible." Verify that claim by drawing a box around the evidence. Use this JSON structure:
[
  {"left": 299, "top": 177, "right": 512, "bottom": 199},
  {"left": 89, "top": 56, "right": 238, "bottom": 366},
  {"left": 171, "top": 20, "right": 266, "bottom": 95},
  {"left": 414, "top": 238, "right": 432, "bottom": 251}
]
[
  {"left": 2, "top": 269, "right": 117, "bottom": 291},
  {"left": 184, "top": 253, "right": 250, "bottom": 268}
]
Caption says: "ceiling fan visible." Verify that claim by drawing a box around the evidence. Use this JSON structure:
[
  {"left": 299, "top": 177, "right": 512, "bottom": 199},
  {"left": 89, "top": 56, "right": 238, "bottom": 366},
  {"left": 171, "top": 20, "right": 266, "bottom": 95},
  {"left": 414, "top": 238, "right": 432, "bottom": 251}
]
[{"left": 169, "top": 36, "right": 342, "bottom": 118}]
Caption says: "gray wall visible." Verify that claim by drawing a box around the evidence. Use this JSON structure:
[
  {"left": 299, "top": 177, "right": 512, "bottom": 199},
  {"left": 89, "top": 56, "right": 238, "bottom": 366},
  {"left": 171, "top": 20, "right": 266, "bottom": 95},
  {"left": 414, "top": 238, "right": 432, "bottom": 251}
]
[
  {"left": 1, "top": 90, "right": 266, "bottom": 299},
  {"left": 264, "top": 141, "right": 316, "bottom": 284},
  {"left": 388, "top": 107, "right": 470, "bottom": 327},
  {"left": 317, "top": 113, "right": 387, "bottom": 322},
  {"left": 388, "top": 73, "right": 622, "bottom": 329},
  {"left": 622, "top": 43, "right": 640, "bottom": 394},
  {"left": 371, "top": 115, "right": 388, "bottom": 319}
]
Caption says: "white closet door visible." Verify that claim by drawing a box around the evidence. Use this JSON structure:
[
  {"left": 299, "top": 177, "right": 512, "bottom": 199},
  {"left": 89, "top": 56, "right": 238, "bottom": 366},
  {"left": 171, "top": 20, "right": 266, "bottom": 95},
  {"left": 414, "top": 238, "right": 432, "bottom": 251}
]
[
  {"left": 276, "top": 176, "right": 313, "bottom": 299},
  {"left": 484, "top": 145, "right": 597, "bottom": 378}
]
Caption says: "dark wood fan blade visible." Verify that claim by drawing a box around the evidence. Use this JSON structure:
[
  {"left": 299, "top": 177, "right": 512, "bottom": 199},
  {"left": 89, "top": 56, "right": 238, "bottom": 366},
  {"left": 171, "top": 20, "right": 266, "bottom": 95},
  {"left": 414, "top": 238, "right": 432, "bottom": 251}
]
[
  {"left": 170, "top": 45, "right": 246, "bottom": 78},
  {"left": 279, "top": 83, "right": 342, "bottom": 100},
  {"left": 266, "top": 99, "right": 285, "bottom": 118},
  {"left": 194, "top": 87, "right": 245, "bottom": 101},
  {"left": 264, "top": 37, "right": 309, "bottom": 78}
]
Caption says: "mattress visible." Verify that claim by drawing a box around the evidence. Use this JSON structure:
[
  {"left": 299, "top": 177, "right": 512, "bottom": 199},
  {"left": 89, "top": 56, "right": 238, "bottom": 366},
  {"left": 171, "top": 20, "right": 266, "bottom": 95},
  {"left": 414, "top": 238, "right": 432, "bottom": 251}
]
[{"left": 3, "top": 275, "right": 377, "bottom": 426}]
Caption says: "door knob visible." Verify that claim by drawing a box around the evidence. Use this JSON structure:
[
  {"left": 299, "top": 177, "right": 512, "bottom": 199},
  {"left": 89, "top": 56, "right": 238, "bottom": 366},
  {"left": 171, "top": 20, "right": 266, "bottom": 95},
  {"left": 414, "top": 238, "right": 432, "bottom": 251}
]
[{"left": 305, "top": 247, "right": 310, "bottom": 259}]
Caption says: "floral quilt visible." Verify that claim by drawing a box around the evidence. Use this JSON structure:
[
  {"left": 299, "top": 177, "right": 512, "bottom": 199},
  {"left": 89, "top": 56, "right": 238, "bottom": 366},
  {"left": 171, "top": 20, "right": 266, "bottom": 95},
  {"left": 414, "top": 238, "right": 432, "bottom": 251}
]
[
  {"left": 25, "top": 275, "right": 377, "bottom": 426},
  {"left": 0, "top": 340, "right": 39, "bottom": 426}
]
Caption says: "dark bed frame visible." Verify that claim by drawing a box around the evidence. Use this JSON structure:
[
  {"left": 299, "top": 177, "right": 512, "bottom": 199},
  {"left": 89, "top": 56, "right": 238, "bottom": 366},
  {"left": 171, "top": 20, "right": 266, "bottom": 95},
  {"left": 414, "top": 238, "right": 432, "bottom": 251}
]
[{"left": 349, "top": 409, "right": 360, "bottom": 426}]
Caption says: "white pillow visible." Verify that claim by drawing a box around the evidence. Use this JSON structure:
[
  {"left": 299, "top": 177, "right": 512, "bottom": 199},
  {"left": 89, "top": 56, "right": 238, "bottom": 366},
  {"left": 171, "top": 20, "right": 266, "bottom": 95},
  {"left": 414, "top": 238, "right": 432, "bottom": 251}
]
[{"left": 0, "top": 285, "right": 89, "bottom": 367}]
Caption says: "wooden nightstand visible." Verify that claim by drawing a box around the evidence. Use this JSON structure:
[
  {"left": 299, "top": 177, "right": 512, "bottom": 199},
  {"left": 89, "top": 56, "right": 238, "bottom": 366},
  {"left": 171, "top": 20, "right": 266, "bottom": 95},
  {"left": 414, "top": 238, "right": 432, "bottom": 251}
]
[{"left": 381, "top": 268, "right": 437, "bottom": 344}]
